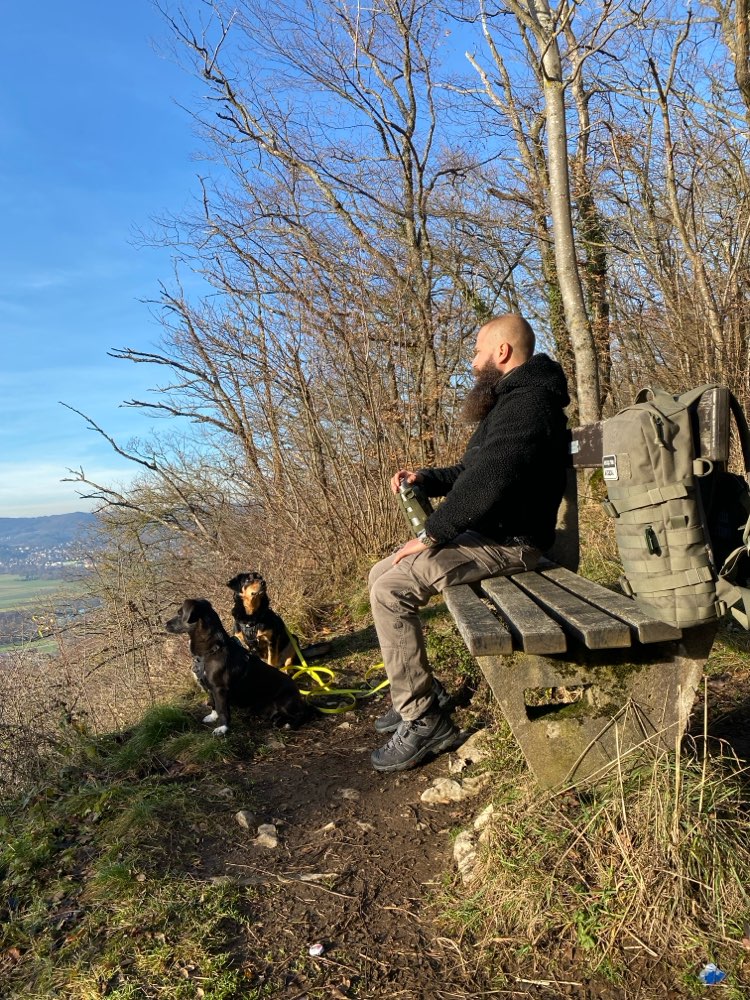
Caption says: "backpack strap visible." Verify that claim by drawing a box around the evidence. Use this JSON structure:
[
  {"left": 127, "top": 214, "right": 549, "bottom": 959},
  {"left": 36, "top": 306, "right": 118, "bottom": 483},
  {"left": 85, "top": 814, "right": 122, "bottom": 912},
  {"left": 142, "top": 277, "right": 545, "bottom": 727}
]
[
  {"left": 633, "top": 386, "right": 685, "bottom": 419},
  {"left": 728, "top": 391, "right": 750, "bottom": 478},
  {"left": 717, "top": 574, "right": 750, "bottom": 629},
  {"left": 677, "top": 383, "right": 720, "bottom": 410},
  {"left": 716, "top": 392, "right": 750, "bottom": 629}
]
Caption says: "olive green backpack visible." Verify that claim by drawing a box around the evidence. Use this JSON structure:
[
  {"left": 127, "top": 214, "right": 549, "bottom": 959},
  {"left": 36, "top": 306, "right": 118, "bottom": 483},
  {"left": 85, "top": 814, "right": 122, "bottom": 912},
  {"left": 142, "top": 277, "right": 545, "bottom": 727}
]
[{"left": 601, "top": 385, "right": 750, "bottom": 629}]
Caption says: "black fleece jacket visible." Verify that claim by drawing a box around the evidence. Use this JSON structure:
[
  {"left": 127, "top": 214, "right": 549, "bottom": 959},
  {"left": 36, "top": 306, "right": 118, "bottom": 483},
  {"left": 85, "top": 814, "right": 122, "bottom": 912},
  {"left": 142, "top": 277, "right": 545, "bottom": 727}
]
[{"left": 419, "top": 353, "right": 570, "bottom": 551}]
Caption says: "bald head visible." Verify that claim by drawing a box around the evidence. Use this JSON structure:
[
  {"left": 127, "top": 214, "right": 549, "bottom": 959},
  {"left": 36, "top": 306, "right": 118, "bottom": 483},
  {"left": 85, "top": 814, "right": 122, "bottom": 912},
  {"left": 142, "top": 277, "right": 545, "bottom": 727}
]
[{"left": 472, "top": 314, "right": 535, "bottom": 376}]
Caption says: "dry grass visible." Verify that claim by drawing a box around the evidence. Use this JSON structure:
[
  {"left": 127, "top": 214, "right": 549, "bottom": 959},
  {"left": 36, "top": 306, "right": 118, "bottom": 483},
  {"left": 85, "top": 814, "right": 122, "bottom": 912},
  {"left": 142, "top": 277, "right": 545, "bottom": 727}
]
[
  {"left": 576, "top": 469, "right": 622, "bottom": 585},
  {"left": 442, "top": 726, "right": 750, "bottom": 987}
]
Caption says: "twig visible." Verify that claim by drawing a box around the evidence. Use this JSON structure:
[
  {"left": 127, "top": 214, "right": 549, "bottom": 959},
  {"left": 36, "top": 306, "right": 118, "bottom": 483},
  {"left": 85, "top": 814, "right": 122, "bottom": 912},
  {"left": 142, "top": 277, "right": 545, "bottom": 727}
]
[
  {"left": 698, "top": 674, "right": 708, "bottom": 815},
  {"left": 226, "top": 863, "right": 354, "bottom": 898},
  {"left": 515, "top": 977, "right": 583, "bottom": 987},
  {"left": 622, "top": 927, "right": 659, "bottom": 958}
]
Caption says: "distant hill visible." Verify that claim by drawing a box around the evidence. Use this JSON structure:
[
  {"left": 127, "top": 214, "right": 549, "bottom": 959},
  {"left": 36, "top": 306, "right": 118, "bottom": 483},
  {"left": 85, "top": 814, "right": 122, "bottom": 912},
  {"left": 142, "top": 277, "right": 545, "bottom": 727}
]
[
  {"left": 0, "top": 512, "right": 98, "bottom": 547},
  {"left": 0, "top": 513, "right": 99, "bottom": 577}
]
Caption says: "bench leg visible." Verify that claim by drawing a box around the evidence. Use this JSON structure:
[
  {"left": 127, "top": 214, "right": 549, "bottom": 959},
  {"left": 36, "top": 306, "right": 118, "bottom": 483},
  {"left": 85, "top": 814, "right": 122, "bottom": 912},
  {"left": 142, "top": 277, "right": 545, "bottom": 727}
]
[{"left": 477, "top": 625, "right": 717, "bottom": 789}]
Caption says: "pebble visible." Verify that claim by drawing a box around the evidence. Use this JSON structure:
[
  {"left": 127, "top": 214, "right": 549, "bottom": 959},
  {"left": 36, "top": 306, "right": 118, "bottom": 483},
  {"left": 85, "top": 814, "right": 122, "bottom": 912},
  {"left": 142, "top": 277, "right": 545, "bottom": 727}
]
[
  {"left": 235, "top": 810, "right": 257, "bottom": 830},
  {"left": 339, "top": 788, "right": 361, "bottom": 801},
  {"left": 254, "top": 823, "right": 279, "bottom": 849}
]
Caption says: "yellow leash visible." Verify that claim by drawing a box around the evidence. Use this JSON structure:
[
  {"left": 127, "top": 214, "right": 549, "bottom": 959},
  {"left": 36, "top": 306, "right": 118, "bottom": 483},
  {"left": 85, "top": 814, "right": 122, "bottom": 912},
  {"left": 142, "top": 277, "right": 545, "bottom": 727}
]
[{"left": 284, "top": 633, "right": 390, "bottom": 714}]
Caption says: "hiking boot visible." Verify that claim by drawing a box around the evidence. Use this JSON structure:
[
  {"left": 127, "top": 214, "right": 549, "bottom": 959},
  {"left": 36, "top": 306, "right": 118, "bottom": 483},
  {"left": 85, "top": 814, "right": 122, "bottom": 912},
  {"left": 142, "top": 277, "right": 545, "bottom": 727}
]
[
  {"left": 370, "top": 708, "right": 459, "bottom": 773},
  {"left": 374, "top": 678, "right": 452, "bottom": 734}
]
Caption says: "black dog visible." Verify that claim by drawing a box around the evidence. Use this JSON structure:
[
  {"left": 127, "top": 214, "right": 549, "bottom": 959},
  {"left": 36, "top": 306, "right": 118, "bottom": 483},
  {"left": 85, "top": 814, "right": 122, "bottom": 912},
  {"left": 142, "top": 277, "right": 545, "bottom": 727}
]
[{"left": 165, "top": 598, "right": 308, "bottom": 734}]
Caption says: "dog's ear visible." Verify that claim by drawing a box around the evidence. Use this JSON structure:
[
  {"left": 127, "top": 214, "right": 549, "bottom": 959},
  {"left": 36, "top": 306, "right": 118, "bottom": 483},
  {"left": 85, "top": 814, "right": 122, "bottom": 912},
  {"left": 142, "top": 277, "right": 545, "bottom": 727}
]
[
  {"left": 184, "top": 600, "right": 200, "bottom": 624},
  {"left": 227, "top": 575, "right": 241, "bottom": 591}
]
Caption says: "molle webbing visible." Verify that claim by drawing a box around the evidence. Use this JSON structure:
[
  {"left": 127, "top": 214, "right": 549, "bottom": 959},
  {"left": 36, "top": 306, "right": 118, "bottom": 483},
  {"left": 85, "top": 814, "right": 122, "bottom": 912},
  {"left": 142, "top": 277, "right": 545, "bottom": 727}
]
[
  {"left": 603, "top": 480, "right": 691, "bottom": 516},
  {"left": 604, "top": 384, "right": 750, "bottom": 630}
]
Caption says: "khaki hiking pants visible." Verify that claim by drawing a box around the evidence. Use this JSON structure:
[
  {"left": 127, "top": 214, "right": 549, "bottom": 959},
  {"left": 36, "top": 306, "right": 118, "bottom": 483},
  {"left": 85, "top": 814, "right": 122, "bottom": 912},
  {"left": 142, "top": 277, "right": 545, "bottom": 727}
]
[{"left": 369, "top": 531, "right": 541, "bottom": 722}]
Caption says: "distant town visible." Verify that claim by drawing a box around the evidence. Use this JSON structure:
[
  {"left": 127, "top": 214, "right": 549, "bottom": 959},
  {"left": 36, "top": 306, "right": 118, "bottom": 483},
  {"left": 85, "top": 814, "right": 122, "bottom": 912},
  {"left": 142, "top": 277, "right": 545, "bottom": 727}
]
[
  {"left": 0, "top": 512, "right": 97, "bottom": 578},
  {"left": 0, "top": 513, "right": 99, "bottom": 652},
  {"left": 0, "top": 541, "right": 93, "bottom": 577}
]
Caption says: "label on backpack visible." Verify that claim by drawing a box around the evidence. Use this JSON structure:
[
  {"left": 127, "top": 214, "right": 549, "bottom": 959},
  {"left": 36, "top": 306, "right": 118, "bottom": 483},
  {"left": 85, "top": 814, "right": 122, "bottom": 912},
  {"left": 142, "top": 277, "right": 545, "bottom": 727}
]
[{"left": 603, "top": 454, "right": 618, "bottom": 481}]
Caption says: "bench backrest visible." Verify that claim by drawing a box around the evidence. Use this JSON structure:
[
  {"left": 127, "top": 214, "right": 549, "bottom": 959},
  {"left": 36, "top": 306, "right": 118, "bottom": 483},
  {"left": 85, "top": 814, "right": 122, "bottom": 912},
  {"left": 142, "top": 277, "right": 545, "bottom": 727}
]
[{"left": 547, "top": 387, "right": 730, "bottom": 571}]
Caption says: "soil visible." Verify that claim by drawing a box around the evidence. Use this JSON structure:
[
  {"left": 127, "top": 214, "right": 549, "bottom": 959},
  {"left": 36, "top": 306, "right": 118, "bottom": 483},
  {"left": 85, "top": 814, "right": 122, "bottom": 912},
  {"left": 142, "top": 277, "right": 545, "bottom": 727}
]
[{"left": 187, "top": 691, "right": 692, "bottom": 1000}]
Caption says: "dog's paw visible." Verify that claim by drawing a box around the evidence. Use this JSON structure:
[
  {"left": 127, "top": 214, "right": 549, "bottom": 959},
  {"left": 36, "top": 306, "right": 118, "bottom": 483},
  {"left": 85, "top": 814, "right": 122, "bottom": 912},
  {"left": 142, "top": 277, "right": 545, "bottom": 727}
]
[
  {"left": 202, "top": 710, "right": 219, "bottom": 724},
  {"left": 212, "top": 725, "right": 228, "bottom": 736}
]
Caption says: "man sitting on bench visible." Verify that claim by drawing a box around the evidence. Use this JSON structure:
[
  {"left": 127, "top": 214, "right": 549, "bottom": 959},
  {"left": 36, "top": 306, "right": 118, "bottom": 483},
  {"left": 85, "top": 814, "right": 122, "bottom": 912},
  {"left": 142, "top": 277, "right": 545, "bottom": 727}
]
[{"left": 369, "top": 314, "right": 570, "bottom": 773}]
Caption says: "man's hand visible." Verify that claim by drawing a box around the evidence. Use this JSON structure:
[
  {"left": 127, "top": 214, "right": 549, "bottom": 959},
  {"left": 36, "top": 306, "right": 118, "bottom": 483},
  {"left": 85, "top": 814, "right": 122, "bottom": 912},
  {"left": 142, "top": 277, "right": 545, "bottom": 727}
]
[
  {"left": 392, "top": 537, "right": 427, "bottom": 565},
  {"left": 390, "top": 469, "right": 423, "bottom": 494}
]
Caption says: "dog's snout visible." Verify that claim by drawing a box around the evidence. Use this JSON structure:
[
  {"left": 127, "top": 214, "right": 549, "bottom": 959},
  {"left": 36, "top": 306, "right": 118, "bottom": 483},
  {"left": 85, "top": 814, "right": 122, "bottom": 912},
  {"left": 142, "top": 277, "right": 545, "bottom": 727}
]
[{"left": 165, "top": 613, "right": 186, "bottom": 634}]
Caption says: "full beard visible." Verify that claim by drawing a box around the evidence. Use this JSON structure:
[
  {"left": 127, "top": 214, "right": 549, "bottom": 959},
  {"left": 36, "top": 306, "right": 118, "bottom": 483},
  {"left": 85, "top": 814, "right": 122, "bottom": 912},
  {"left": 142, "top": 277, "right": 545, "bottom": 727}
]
[{"left": 460, "top": 362, "right": 506, "bottom": 424}]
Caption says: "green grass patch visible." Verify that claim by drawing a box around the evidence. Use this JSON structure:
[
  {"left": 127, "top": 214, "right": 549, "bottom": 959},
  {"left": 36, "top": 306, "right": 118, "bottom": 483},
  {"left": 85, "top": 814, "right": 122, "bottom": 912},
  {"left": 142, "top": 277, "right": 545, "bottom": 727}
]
[
  {"left": 0, "top": 573, "right": 83, "bottom": 612},
  {"left": 0, "top": 703, "right": 255, "bottom": 999},
  {"left": 424, "top": 606, "right": 480, "bottom": 683}
]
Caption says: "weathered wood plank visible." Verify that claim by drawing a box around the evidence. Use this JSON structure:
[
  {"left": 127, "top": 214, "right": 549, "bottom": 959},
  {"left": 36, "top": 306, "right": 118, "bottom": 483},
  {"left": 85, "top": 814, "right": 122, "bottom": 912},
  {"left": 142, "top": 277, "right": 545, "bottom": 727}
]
[
  {"left": 511, "top": 572, "right": 631, "bottom": 649},
  {"left": 481, "top": 576, "right": 567, "bottom": 654},
  {"left": 570, "top": 423, "right": 603, "bottom": 469},
  {"left": 442, "top": 584, "right": 512, "bottom": 656},
  {"left": 539, "top": 565, "right": 682, "bottom": 644},
  {"left": 569, "top": 390, "right": 724, "bottom": 469}
]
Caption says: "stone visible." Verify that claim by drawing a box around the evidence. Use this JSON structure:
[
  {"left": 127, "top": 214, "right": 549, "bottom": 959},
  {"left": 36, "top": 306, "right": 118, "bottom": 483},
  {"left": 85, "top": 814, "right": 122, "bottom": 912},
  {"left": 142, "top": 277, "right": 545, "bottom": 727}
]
[
  {"left": 235, "top": 810, "right": 257, "bottom": 830},
  {"left": 453, "top": 830, "right": 479, "bottom": 884},
  {"left": 461, "top": 774, "right": 491, "bottom": 796},
  {"left": 420, "top": 775, "right": 490, "bottom": 805},
  {"left": 339, "top": 788, "right": 360, "bottom": 801},
  {"left": 473, "top": 803, "right": 495, "bottom": 831},
  {"left": 455, "top": 728, "right": 491, "bottom": 766},
  {"left": 254, "top": 823, "right": 279, "bottom": 849},
  {"left": 420, "top": 778, "right": 465, "bottom": 804},
  {"left": 479, "top": 625, "right": 716, "bottom": 788}
]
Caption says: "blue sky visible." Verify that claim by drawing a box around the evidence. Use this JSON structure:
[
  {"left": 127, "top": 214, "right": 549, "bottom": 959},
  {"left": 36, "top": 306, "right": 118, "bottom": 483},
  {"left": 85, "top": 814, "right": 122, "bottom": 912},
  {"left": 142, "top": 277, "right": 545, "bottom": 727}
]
[{"left": 1, "top": 2, "right": 203, "bottom": 517}]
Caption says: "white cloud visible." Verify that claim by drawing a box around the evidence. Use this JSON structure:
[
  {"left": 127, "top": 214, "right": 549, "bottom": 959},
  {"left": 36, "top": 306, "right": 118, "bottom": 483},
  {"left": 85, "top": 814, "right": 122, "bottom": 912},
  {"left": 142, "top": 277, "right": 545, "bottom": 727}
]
[{"left": 0, "top": 460, "right": 138, "bottom": 517}]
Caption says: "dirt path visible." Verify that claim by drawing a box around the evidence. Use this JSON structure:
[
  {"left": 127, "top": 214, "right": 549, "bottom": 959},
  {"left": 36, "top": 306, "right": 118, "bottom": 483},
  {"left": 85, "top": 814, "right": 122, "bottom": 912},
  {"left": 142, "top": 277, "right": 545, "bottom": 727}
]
[
  {"left": 203, "top": 700, "right": 485, "bottom": 998},
  {"left": 190, "top": 693, "right": 660, "bottom": 1000}
]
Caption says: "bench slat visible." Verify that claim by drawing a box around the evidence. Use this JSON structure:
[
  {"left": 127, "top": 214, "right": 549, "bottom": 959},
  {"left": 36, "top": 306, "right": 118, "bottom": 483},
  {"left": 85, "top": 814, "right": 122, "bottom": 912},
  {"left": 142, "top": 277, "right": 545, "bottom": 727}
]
[
  {"left": 481, "top": 576, "right": 567, "bottom": 654},
  {"left": 539, "top": 565, "right": 682, "bottom": 643},
  {"left": 511, "top": 572, "right": 632, "bottom": 649},
  {"left": 442, "top": 584, "right": 512, "bottom": 656}
]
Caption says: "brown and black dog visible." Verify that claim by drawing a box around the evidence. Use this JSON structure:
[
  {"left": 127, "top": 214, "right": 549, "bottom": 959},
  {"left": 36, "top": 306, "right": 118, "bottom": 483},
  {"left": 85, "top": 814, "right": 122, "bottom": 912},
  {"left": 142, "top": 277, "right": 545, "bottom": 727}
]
[
  {"left": 227, "top": 572, "right": 333, "bottom": 667},
  {"left": 165, "top": 598, "right": 308, "bottom": 735},
  {"left": 226, "top": 572, "right": 297, "bottom": 667}
]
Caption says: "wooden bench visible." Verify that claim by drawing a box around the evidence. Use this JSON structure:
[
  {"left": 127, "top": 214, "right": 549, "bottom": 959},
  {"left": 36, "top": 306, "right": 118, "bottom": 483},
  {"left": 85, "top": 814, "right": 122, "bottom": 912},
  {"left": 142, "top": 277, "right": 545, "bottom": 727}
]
[{"left": 442, "top": 388, "right": 729, "bottom": 788}]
